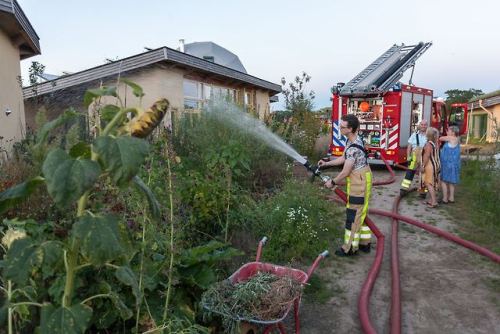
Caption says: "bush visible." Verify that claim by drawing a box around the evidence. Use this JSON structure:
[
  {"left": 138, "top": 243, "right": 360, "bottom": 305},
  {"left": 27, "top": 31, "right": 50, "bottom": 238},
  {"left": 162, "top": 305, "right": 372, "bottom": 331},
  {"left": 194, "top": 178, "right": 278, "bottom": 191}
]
[
  {"left": 248, "top": 179, "right": 343, "bottom": 263},
  {"left": 172, "top": 110, "right": 288, "bottom": 244}
]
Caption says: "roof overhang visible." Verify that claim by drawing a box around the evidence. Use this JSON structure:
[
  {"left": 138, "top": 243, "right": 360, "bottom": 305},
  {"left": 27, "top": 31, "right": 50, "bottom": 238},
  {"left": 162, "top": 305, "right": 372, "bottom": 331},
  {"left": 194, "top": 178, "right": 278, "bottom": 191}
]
[
  {"left": 469, "top": 95, "right": 500, "bottom": 110},
  {"left": 0, "top": 0, "right": 40, "bottom": 59},
  {"left": 23, "top": 47, "right": 281, "bottom": 99}
]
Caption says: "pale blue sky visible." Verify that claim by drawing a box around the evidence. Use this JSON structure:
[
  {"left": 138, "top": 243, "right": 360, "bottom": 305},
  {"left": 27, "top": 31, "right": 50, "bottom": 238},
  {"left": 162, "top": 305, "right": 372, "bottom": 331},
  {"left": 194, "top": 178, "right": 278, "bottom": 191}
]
[{"left": 18, "top": 0, "right": 500, "bottom": 110}]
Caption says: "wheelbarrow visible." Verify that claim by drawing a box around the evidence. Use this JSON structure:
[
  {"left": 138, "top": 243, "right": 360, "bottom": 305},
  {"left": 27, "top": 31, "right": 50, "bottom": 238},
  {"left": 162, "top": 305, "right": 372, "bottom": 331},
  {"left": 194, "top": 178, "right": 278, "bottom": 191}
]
[{"left": 205, "top": 237, "right": 329, "bottom": 334}]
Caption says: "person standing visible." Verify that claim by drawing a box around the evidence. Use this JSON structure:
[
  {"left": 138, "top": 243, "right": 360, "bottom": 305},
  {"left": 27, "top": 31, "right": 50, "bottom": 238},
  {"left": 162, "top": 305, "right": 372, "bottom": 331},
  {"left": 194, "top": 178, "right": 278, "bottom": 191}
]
[
  {"left": 439, "top": 126, "right": 461, "bottom": 203},
  {"left": 421, "top": 127, "right": 441, "bottom": 207},
  {"left": 318, "top": 114, "right": 372, "bottom": 256},
  {"left": 400, "top": 120, "right": 428, "bottom": 195}
]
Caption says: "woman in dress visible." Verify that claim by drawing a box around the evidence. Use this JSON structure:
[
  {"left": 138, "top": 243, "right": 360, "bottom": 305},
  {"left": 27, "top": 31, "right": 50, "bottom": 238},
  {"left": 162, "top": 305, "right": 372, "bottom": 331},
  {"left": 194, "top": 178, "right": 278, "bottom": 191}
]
[
  {"left": 421, "top": 127, "right": 441, "bottom": 207},
  {"left": 439, "top": 126, "right": 461, "bottom": 203}
]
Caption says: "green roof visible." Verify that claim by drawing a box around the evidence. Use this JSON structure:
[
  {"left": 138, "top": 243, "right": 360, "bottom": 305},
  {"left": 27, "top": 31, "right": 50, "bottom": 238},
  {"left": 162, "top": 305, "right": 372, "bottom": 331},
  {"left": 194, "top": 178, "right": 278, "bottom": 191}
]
[{"left": 469, "top": 89, "right": 500, "bottom": 102}]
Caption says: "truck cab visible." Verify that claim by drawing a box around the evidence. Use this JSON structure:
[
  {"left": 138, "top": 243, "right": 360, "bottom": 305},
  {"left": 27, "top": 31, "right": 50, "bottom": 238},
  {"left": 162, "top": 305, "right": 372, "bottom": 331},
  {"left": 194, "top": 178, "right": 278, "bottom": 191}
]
[{"left": 431, "top": 101, "right": 469, "bottom": 136}]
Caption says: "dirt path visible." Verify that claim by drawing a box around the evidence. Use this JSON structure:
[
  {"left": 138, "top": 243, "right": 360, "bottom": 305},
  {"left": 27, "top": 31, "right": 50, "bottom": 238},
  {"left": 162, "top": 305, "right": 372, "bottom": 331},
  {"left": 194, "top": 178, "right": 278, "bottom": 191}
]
[{"left": 296, "top": 169, "right": 500, "bottom": 333}]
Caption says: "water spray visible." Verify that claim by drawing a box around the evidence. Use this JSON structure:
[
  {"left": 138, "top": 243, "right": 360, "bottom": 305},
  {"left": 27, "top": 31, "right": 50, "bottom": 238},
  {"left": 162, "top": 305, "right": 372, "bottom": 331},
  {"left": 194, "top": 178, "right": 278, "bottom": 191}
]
[{"left": 204, "top": 100, "right": 333, "bottom": 185}]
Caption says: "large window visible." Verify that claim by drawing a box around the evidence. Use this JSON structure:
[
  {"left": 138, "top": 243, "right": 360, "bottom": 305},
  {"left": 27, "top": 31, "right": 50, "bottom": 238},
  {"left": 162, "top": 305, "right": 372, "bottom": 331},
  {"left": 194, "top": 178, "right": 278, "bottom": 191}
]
[{"left": 183, "top": 79, "right": 236, "bottom": 110}]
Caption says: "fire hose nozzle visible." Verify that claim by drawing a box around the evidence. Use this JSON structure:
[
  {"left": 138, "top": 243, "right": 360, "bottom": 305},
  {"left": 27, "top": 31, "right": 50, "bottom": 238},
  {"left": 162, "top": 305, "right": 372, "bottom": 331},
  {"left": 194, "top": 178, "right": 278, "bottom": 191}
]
[{"left": 303, "top": 160, "right": 331, "bottom": 183}]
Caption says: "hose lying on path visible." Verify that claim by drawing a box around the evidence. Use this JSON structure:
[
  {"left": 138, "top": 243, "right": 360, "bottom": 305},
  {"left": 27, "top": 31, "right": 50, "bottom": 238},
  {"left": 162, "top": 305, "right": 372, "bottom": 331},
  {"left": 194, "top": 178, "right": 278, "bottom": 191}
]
[
  {"left": 327, "top": 154, "right": 396, "bottom": 333},
  {"left": 390, "top": 196, "right": 402, "bottom": 334},
  {"left": 329, "top": 191, "right": 500, "bottom": 334},
  {"left": 333, "top": 188, "right": 384, "bottom": 334},
  {"left": 368, "top": 207, "right": 500, "bottom": 263}
]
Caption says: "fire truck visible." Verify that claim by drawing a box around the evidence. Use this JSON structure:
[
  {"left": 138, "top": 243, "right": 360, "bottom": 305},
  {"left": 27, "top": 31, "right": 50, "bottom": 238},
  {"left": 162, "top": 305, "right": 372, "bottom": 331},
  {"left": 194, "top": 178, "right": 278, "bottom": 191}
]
[
  {"left": 432, "top": 101, "right": 470, "bottom": 136},
  {"left": 330, "top": 41, "right": 443, "bottom": 164}
]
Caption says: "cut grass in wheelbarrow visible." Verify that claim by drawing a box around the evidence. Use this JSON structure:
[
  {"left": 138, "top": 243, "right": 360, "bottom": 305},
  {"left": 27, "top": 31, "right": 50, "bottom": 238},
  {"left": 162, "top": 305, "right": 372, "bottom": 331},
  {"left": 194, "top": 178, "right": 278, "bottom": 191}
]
[{"left": 202, "top": 237, "right": 329, "bottom": 334}]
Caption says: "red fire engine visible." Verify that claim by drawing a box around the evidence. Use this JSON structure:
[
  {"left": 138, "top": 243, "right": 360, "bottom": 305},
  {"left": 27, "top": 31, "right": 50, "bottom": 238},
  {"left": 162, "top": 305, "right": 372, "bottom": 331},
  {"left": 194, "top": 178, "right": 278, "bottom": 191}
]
[
  {"left": 432, "top": 101, "right": 469, "bottom": 136},
  {"left": 330, "top": 41, "right": 445, "bottom": 165}
]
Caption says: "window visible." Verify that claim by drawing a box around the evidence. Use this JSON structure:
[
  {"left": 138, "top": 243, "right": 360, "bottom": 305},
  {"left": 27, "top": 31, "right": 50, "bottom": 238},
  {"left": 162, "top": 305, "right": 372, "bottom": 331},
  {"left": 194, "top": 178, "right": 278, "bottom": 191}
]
[
  {"left": 184, "top": 99, "right": 199, "bottom": 110},
  {"left": 183, "top": 79, "right": 203, "bottom": 111},
  {"left": 212, "top": 87, "right": 235, "bottom": 101},
  {"left": 411, "top": 102, "right": 423, "bottom": 130},
  {"left": 183, "top": 79, "right": 236, "bottom": 110},
  {"left": 244, "top": 92, "right": 251, "bottom": 105},
  {"left": 203, "top": 56, "right": 215, "bottom": 62},
  {"left": 203, "top": 85, "right": 212, "bottom": 100},
  {"left": 183, "top": 80, "right": 199, "bottom": 99}
]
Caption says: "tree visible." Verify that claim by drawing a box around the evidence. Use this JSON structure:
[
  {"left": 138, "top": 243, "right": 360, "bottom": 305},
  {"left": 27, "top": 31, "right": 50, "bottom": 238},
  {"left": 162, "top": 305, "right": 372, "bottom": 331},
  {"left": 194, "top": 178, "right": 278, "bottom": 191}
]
[
  {"left": 278, "top": 72, "right": 321, "bottom": 159},
  {"left": 444, "top": 88, "right": 483, "bottom": 109},
  {"left": 281, "top": 72, "right": 315, "bottom": 123},
  {"left": 28, "top": 61, "right": 46, "bottom": 96}
]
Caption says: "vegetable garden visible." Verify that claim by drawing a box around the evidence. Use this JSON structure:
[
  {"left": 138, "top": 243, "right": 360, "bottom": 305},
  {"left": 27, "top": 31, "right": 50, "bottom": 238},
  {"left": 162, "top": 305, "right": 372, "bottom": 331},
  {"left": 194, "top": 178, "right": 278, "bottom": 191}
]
[{"left": 0, "top": 80, "right": 342, "bottom": 333}]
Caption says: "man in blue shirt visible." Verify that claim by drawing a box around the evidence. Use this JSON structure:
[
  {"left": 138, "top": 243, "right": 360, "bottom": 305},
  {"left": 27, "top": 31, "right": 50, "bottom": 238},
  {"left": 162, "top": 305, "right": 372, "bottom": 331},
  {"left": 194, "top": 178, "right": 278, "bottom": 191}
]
[{"left": 400, "top": 120, "right": 428, "bottom": 195}]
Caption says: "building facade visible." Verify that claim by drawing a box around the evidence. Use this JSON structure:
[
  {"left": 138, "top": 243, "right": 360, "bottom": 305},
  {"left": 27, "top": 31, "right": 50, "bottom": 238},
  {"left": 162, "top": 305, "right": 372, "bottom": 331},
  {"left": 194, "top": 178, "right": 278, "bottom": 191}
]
[
  {"left": 23, "top": 44, "right": 281, "bottom": 132},
  {"left": 0, "top": 0, "right": 40, "bottom": 157},
  {"left": 469, "top": 90, "right": 500, "bottom": 143}
]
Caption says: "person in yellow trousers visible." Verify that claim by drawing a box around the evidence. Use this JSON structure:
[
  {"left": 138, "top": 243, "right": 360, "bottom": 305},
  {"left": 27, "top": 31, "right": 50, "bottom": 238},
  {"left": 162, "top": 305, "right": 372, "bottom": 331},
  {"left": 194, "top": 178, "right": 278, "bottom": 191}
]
[
  {"left": 318, "top": 114, "right": 373, "bottom": 256},
  {"left": 400, "top": 120, "right": 428, "bottom": 196}
]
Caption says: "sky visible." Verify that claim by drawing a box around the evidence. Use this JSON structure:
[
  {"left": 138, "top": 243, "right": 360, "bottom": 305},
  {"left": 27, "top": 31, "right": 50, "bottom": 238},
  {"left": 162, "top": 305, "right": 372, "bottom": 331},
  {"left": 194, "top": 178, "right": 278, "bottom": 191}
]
[{"left": 18, "top": 0, "right": 500, "bottom": 110}]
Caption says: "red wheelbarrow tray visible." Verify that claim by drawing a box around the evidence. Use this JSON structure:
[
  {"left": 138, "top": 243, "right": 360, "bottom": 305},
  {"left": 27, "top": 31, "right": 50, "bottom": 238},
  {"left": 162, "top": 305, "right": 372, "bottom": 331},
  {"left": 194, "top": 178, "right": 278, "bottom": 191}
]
[
  {"left": 214, "top": 261, "right": 308, "bottom": 324},
  {"left": 203, "top": 237, "right": 328, "bottom": 329}
]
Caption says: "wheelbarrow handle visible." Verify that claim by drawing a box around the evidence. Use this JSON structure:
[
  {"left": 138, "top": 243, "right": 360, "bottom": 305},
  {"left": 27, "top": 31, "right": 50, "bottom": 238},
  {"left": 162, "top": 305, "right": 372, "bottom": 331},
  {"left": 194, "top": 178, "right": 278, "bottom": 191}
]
[
  {"left": 304, "top": 250, "right": 329, "bottom": 283},
  {"left": 255, "top": 236, "right": 268, "bottom": 262}
]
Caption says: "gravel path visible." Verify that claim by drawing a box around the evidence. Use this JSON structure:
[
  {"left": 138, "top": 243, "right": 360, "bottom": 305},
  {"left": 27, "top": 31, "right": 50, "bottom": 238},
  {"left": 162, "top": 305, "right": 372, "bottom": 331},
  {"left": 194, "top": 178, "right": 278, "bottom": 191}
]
[{"left": 296, "top": 168, "right": 500, "bottom": 334}]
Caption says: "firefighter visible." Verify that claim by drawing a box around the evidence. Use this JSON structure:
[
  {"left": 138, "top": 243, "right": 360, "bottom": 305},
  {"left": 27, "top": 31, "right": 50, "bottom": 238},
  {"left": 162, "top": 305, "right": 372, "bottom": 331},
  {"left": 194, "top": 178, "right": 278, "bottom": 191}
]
[
  {"left": 318, "top": 114, "right": 372, "bottom": 256},
  {"left": 400, "top": 119, "right": 428, "bottom": 196}
]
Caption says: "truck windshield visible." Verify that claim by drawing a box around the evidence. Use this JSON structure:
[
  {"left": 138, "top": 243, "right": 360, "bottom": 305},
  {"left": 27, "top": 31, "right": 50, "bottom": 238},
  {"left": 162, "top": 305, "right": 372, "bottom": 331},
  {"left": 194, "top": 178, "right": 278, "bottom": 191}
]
[{"left": 450, "top": 106, "right": 465, "bottom": 130}]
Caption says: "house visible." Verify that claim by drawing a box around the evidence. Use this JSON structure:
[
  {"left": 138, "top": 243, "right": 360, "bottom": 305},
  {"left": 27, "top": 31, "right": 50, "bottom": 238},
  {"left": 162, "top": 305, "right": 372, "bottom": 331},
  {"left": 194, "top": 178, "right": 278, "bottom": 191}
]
[
  {"left": 468, "top": 90, "right": 500, "bottom": 142},
  {"left": 23, "top": 41, "right": 281, "bottom": 131},
  {"left": 0, "top": 0, "right": 40, "bottom": 155}
]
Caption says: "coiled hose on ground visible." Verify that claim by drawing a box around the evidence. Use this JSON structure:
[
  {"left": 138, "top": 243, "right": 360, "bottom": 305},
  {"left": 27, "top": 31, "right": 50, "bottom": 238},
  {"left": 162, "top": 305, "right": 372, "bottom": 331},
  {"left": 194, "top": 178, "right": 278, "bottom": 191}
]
[{"left": 328, "top": 155, "right": 500, "bottom": 334}]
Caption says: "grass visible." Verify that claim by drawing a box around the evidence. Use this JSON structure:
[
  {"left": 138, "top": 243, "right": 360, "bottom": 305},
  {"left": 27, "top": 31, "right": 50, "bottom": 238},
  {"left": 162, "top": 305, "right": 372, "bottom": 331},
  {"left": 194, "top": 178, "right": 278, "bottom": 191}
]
[
  {"left": 405, "top": 196, "right": 416, "bottom": 206},
  {"left": 426, "top": 218, "right": 437, "bottom": 226},
  {"left": 400, "top": 223, "right": 416, "bottom": 234},
  {"left": 484, "top": 277, "right": 500, "bottom": 308},
  {"left": 304, "top": 274, "right": 338, "bottom": 304},
  {"left": 440, "top": 159, "right": 500, "bottom": 254}
]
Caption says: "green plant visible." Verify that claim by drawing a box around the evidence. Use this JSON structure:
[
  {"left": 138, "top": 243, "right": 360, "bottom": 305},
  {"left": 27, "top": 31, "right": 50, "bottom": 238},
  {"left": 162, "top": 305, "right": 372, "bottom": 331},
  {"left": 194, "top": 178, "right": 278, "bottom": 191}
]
[
  {"left": 443, "top": 158, "right": 500, "bottom": 253},
  {"left": 172, "top": 111, "right": 287, "bottom": 245},
  {"left": 275, "top": 72, "right": 323, "bottom": 159},
  {"left": 0, "top": 82, "right": 154, "bottom": 333},
  {"left": 249, "top": 179, "right": 343, "bottom": 262},
  {"left": 0, "top": 82, "right": 192, "bottom": 333}
]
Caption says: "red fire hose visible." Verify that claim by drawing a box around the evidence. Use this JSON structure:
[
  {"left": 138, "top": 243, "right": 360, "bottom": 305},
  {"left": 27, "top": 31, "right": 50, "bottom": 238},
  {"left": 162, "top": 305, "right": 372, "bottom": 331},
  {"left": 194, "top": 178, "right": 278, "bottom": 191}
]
[
  {"left": 372, "top": 155, "right": 396, "bottom": 186},
  {"left": 333, "top": 188, "right": 384, "bottom": 334},
  {"left": 329, "top": 155, "right": 500, "bottom": 334},
  {"left": 390, "top": 196, "right": 402, "bottom": 334},
  {"left": 368, "top": 208, "right": 500, "bottom": 263}
]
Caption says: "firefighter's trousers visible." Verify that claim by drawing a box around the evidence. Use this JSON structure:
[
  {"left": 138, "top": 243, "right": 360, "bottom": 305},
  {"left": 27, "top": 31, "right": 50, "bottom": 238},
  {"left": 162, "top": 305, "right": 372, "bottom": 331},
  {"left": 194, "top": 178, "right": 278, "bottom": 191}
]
[
  {"left": 400, "top": 148, "right": 423, "bottom": 193},
  {"left": 343, "top": 166, "right": 372, "bottom": 253}
]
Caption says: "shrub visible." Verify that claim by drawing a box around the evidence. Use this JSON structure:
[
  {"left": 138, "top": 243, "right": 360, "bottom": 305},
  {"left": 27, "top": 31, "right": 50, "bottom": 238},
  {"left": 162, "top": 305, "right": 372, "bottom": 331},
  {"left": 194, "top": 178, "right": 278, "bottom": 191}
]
[
  {"left": 172, "top": 109, "right": 288, "bottom": 244},
  {"left": 248, "top": 179, "right": 343, "bottom": 263}
]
